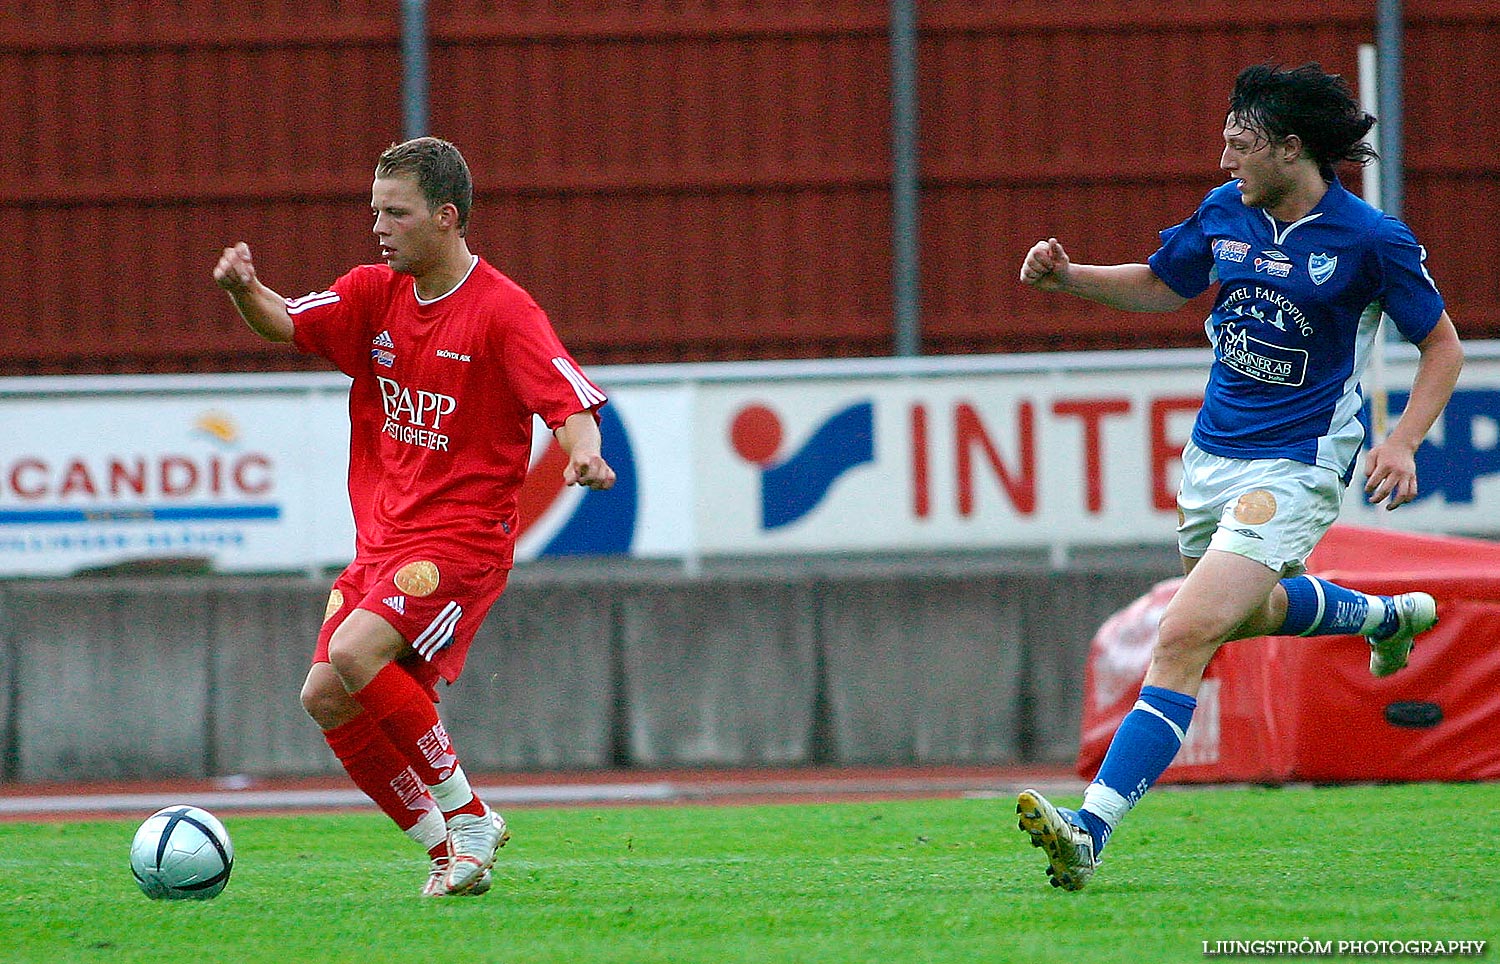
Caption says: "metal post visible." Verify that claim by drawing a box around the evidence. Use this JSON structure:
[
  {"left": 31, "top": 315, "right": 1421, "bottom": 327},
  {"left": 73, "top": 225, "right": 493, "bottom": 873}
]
[
  {"left": 1357, "top": 45, "right": 1381, "bottom": 206},
  {"left": 1375, "top": 0, "right": 1403, "bottom": 219},
  {"left": 1357, "top": 44, "right": 1391, "bottom": 451},
  {"left": 890, "top": 0, "right": 922, "bottom": 357},
  {"left": 401, "top": 0, "right": 430, "bottom": 140}
]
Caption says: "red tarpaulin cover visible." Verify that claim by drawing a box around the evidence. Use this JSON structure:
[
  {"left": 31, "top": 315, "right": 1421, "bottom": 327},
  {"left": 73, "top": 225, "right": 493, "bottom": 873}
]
[{"left": 1077, "top": 525, "right": 1500, "bottom": 783}]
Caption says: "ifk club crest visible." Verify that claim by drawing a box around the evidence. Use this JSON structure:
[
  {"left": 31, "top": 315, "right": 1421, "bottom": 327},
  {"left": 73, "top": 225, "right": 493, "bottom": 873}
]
[{"left": 1308, "top": 252, "right": 1337, "bottom": 286}]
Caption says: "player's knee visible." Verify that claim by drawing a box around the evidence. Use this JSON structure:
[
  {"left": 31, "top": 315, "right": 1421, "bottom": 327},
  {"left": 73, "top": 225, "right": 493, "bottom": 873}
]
[
  {"left": 1154, "top": 608, "right": 1227, "bottom": 671},
  {"left": 324, "top": 611, "right": 406, "bottom": 689},
  {"left": 324, "top": 634, "right": 360, "bottom": 681},
  {"left": 300, "top": 673, "right": 356, "bottom": 728},
  {"left": 325, "top": 628, "right": 385, "bottom": 686}
]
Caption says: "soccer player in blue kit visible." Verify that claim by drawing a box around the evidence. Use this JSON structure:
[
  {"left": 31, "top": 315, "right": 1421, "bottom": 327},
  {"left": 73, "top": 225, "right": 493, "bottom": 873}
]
[{"left": 1014, "top": 63, "right": 1464, "bottom": 890}]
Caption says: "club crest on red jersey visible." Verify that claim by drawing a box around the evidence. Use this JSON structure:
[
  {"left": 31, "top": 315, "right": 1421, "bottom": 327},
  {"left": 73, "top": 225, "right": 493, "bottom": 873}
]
[
  {"left": 394, "top": 560, "right": 440, "bottom": 596},
  {"left": 323, "top": 588, "right": 344, "bottom": 622}
]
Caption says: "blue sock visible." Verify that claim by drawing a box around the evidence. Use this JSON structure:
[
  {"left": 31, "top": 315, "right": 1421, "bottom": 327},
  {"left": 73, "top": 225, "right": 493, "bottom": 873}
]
[
  {"left": 1079, "top": 685, "right": 1196, "bottom": 853},
  {"left": 1278, "top": 575, "right": 1394, "bottom": 636},
  {"left": 1075, "top": 808, "right": 1112, "bottom": 853}
]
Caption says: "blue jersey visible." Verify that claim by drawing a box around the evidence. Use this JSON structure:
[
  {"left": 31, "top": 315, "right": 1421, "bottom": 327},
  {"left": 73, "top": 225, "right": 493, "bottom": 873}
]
[{"left": 1148, "top": 178, "right": 1443, "bottom": 479}]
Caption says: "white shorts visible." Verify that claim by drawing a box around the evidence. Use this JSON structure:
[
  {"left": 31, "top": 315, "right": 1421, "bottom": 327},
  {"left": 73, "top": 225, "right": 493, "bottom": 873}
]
[{"left": 1176, "top": 440, "right": 1344, "bottom": 576}]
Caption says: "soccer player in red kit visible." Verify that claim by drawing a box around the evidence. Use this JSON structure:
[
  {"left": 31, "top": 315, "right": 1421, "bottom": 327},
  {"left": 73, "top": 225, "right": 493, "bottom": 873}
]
[{"left": 213, "top": 137, "right": 616, "bottom": 896}]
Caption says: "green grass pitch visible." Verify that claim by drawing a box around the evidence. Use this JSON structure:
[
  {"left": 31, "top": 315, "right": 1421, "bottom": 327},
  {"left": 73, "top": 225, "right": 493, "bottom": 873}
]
[{"left": 2, "top": 783, "right": 1496, "bottom": 964}]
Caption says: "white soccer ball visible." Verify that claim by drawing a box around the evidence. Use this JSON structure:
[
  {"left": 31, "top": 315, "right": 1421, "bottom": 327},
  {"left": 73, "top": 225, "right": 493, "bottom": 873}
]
[{"left": 129, "top": 805, "right": 234, "bottom": 900}]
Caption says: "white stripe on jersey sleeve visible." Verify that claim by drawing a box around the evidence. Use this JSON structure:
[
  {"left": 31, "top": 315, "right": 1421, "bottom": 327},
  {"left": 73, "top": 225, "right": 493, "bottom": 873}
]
[
  {"left": 551, "top": 357, "right": 608, "bottom": 407},
  {"left": 285, "top": 291, "right": 341, "bottom": 315}
]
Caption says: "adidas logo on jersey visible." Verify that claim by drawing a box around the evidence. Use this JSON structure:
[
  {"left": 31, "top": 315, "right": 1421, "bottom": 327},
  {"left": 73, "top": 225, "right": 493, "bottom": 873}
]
[
  {"left": 382, "top": 594, "right": 407, "bottom": 615},
  {"left": 372, "top": 330, "right": 396, "bottom": 349}
]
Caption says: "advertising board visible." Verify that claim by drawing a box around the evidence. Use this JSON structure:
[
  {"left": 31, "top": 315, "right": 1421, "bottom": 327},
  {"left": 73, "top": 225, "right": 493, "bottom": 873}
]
[{"left": 2, "top": 345, "right": 1496, "bottom": 576}]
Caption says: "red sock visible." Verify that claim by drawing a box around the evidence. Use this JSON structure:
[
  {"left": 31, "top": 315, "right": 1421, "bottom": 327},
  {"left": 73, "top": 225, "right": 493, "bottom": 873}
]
[
  {"left": 322, "top": 711, "right": 439, "bottom": 833},
  {"left": 353, "top": 663, "right": 469, "bottom": 796}
]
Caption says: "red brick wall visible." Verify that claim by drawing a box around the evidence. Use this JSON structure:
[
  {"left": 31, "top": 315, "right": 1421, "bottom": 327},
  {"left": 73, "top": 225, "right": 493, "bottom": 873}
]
[{"left": 0, "top": 1, "right": 1490, "bottom": 374}]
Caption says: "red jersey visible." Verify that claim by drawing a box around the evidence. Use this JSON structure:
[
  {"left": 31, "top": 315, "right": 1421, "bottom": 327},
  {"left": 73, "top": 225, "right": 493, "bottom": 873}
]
[{"left": 289, "top": 256, "right": 606, "bottom": 567}]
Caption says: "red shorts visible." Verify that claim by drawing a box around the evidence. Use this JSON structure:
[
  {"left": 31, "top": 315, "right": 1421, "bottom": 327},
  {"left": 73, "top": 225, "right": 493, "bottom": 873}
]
[{"left": 315, "top": 553, "right": 510, "bottom": 700}]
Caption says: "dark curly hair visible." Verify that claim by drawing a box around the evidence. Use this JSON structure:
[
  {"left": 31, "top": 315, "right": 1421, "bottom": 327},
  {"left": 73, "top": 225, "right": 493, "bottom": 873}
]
[
  {"left": 1229, "top": 63, "right": 1377, "bottom": 182},
  {"left": 375, "top": 136, "right": 474, "bottom": 236}
]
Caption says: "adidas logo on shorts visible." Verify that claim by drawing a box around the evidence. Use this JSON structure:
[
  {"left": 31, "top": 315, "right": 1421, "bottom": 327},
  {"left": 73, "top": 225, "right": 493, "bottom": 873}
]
[{"left": 382, "top": 595, "right": 406, "bottom": 615}]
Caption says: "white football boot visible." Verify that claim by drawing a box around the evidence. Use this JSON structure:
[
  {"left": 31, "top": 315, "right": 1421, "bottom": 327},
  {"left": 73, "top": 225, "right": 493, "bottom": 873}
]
[
  {"left": 423, "top": 855, "right": 491, "bottom": 897},
  {"left": 1016, "top": 788, "right": 1098, "bottom": 892},
  {"left": 442, "top": 804, "right": 509, "bottom": 895},
  {"left": 1367, "top": 592, "right": 1437, "bottom": 677}
]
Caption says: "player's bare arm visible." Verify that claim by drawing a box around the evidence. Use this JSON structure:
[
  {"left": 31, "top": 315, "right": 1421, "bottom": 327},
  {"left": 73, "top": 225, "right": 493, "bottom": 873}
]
[
  {"left": 213, "top": 242, "right": 295, "bottom": 343},
  {"left": 555, "top": 411, "right": 616, "bottom": 490},
  {"left": 1364, "top": 312, "right": 1464, "bottom": 509},
  {"left": 1020, "top": 237, "right": 1189, "bottom": 313}
]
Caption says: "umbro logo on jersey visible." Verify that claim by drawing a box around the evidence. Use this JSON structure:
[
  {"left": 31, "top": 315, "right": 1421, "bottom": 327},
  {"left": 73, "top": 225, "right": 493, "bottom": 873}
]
[
  {"left": 373, "top": 330, "right": 396, "bottom": 349},
  {"left": 382, "top": 594, "right": 407, "bottom": 615},
  {"left": 1260, "top": 249, "right": 1290, "bottom": 261}
]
